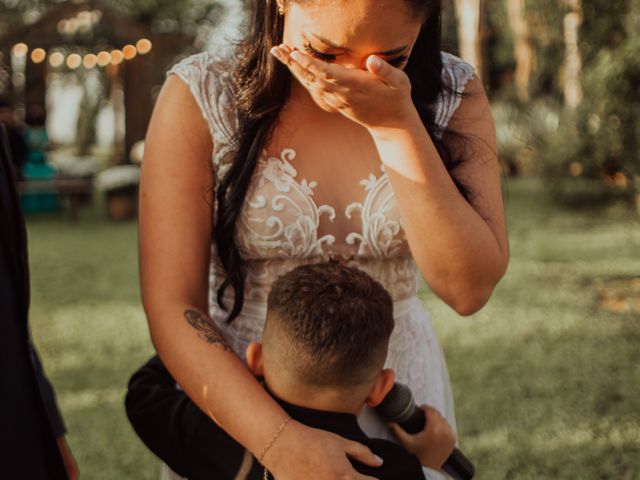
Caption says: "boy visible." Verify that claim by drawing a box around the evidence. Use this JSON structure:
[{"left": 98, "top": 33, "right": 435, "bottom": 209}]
[{"left": 126, "top": 262, "right": 456, "bottom": 479}]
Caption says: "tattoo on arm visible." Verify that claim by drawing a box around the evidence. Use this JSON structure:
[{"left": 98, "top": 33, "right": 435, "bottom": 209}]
[{"left": 184, "top": 309, "right": 232, "bottom": 351}]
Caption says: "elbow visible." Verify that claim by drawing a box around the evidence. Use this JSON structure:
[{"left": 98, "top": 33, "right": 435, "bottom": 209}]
[
  {"left": 450, "top": 292, "right": 491, "bottom": 316},
  {"left": 446, "top": 276, "right": 504, "bottom": 316}
]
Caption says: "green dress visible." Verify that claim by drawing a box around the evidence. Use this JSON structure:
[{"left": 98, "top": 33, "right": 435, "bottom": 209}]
[{"left": 21, "top": 127, "right": 59, "bottom": 213}]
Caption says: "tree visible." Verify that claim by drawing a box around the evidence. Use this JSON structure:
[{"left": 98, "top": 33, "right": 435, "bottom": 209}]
[
  {"left": 454, "top": 0, "right": 486, "bottom": 79},
  {"left": 505, "top": 0, "right": 534, "bottom": 102}
]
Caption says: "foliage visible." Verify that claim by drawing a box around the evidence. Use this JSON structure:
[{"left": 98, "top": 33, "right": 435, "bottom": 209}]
[{"left": 0, "top": 0, "right": 222, "bottom": 37}]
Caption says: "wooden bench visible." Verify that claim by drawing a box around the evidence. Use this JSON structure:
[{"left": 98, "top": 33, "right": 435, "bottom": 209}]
[{"left": 18, "top": 176, "right": 94, "bottom": 221}]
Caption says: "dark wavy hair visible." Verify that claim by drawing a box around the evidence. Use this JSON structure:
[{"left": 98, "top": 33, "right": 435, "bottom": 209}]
[{"left": 215, "top": 0, "right": 471, "bottom": 322}]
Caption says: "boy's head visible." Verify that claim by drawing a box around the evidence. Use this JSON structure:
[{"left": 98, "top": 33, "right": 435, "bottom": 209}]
[{"left": 246, "top": 262, "right": 396, "bottom": 413}]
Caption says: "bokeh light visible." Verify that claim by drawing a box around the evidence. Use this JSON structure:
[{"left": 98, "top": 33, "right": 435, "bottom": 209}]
[
  {"left": 12, "top": 43, "right": 28, "bottom": 57},
  {"left": 136, "top": 39, "right": 152, "bottom": 55},
  {"left": 31, "top": 48, "right": 47, "bottom": 64},
  {"left": 66, "top": 53, "right": 82, "bottom": 70},
  {"left": 49, "top": 52, "right": 65, "bottom": 68},
  {"left": 97, "top": 51, "right": 112, "bottom": 67},
  {"left": 83, "top": 54, "right": 98, "bottom": 69},
  {"left": 110, "top": 50, "right": 124, "bottom": 65},
  {"left": 122, "top": 45, "right": 137, "bottom": 60}
]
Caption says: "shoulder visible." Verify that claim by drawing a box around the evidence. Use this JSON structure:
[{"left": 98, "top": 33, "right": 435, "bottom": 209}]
[
  {"left": 165, "top": 49, "right": 240, "bottom": 145},
  {"left": 440, "top": 52, "right": 476, "bottom": 91}
]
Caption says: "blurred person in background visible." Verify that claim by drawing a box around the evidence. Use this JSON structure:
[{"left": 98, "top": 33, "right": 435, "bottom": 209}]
[
  {"left": 0, "top": 99, "right": 27, "bottom": 181},
  {"left": 0, "top": 124, "right": 78, "bottom": 479},
  {"left": 21, "top": 104, "right": 59, "bottom": 213}
]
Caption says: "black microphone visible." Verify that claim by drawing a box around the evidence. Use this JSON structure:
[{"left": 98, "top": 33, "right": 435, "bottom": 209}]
[{"left": 374, "top": 382, "right": 475, "bottom": 480}]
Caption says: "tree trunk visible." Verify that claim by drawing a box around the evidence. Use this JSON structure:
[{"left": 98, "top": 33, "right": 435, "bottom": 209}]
[
  {"left": 506, "top": 0, "right": 534, "bottom": 102},
  {"left": 454, "top": 0, "right": 484, "bottom": 79},
  {"left": 563, "top": 0, "right": 583, "bottom": 109}
]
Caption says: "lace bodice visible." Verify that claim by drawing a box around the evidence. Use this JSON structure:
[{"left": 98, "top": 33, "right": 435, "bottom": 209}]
[{"left": 167, "top": 50, "right": 475, "bottom": 307}]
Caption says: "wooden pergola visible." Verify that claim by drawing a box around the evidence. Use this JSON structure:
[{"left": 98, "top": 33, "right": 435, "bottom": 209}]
[{"left": 0, "top": 0, "right": 193, "bottom": 163}]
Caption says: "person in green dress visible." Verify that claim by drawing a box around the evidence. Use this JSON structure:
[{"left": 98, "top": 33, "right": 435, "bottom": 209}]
[{"left": 21, "top": 105, "right": 58, "bottom": 213}]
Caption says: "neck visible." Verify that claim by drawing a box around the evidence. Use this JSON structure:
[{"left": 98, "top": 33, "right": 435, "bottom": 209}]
[{"left": 263, "top": 377, "right": 366, "bottom": 415}]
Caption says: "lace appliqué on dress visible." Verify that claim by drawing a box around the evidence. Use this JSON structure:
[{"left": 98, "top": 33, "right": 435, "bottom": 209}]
[
  {"left": 345, "top": 164, "right": 405, "bottom": 259},
  {"left": 239, "top": 148, "right": 336, "bottom": 260}
]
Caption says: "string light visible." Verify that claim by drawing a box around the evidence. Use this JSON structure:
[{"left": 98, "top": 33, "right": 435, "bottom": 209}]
[
  {"left": 97, "top": 51, "right": 111, "bottom": 67},
  {"left": 83, "top": 53, "right": 98, "bottom": 69},
  {"left": 12, "top": 36, "right": 152, "bottom": 70},
  {"left": 12, "top": 43, "right": 29, "bottom": 57},
  {"left": 31, "top": 48, "right": 46, "bottom": 64},
  {"left": 49, "top": 52, "right": 65, "bottom": 67},
  {"left": 122, "top": 44, "right": 137, "bottom": 60},
  {"left": 136, "top": 39, "right": 152, "bottom": 55},
  {"left": 110, "top": 49, "right": 124, "bottom": 65},
  {"left": 66, "top": 53, "right": 82, "bottom": 70}
]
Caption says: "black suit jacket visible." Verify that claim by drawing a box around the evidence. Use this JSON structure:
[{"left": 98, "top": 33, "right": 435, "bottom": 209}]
[
  {"left": 126, "top": 355, "right": 426, "bottom": 480},
  {"left": 0, "top": 124, "right": 67, "bottom": 479}
]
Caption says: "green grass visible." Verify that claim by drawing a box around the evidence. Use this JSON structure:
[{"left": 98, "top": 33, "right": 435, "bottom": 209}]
[{"left": 26, "top": 178, "right": 640, "bottom": 479}]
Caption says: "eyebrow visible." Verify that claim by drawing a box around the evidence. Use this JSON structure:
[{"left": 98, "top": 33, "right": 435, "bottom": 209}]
[{"left": 310, "top": 33, "right": 409, "bottom": 56}]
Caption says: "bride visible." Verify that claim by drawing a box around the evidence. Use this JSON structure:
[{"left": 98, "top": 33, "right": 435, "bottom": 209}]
[{"left": 137, "top": 0, "right": 509, "bottom": 478}]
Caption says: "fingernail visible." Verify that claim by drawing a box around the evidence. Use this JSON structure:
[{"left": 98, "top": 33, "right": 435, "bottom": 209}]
[
  {"left": 374, "top": 455, "right": 384, "bottom": 465},
  {"left": 270, "top": 47, "right": 283, "bottom": 61},
  {"left": 368, "top": 55, "right": 382, "bottom": 70},
  {"left": 290, "top": 51, "right": 301, "bottom": 62}
]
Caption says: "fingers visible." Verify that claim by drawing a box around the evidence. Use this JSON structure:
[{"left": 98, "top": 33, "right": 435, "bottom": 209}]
[
  {"left": 388, "top": 421, "right": 414, "bottom": 445},
  {"left": 422, "top": 405, "right": 457, "bottom": 448},
  {"left": 343, "top": 439, "right": 384, "bottom": 468},
  {"left": 271, "top": 45, "right": 345, "bottom": 90},
  {"left": 366, "top": 55, "right": 406, "bottom": 88},
  {"left": 289, "top": 50, "right": 342, "bottom": 84}
]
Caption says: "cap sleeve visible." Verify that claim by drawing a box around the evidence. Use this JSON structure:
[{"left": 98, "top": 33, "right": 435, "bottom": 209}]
[
  {"left": 167, "top": 52, "right": 238, "bottom": 166},
  {"left": 433, "top": 52, "right": 476, "bottom": 138}
]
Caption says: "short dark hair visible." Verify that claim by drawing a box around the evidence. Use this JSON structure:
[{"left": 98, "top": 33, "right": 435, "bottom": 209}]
[{"left": 265, "top": 262, "right": 394, "bottom": 388}]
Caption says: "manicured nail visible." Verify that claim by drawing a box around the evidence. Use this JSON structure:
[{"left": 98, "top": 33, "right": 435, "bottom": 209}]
[
  {"left": 374, "top": 455, "right": 384, "bottom": 465},
  {"left": 368, "top": 55, "right": 382, "bottom": 70},
  {"left": 270, "top": 47, "right": 282, "bottom": 60},
  {"left": 290, "top": 51, "right": 301, "bottom": 62}
]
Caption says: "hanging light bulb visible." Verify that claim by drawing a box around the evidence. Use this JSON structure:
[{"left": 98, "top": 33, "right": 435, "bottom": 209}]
[
  {"left": 49, "top": 52, "right": 65, "bottom": 68},
  {"left": 136, "top": 39, "right": 152, "bottom": 55},
  {"left": 66, "top": 53, "right": 82, "bottom": 70},
  {"left": 122, "top": 44, "right": 137, "bottom": 60},
  {"left": 31, "top": 48, "right": 47, "bottom": 64},
  {"left": 97, "top": 51, "right": 111, "bottom": 67},
  {"left": 83, "top": 54, "right": 98, "bottom": 69},
  {"left": 110, "top": 50, "right": 124, "bottom": 65},
  {"left": 12, "top": 43, "right": 28, "bottom": 57}
]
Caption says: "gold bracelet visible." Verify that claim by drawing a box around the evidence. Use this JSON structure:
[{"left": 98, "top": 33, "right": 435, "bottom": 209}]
[{"left": 258, "top": 416, "right": 291, "bottom": 465}]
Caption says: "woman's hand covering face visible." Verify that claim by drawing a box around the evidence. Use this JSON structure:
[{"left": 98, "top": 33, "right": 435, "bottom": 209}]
[{"left": 271, "top": 43, "right": 417, "bottom": 130}]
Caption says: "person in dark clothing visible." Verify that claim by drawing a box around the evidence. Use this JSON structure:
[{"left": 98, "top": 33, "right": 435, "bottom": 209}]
[
  {"left": 0, "top": 124, "right": 78, "bottom": 479},
  {"left": 0, "top": 100, "right": 27, "bottom": 180},
  {"left": 126, "top": 262, "right": 456, "bottom": 480}
]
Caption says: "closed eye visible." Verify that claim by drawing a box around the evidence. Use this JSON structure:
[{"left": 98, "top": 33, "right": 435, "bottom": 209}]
[{"left": 303, "top": 42, "right": 409, "bottom": 68}]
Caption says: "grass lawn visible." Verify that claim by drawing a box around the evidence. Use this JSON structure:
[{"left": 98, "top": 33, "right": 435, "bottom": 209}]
[{"left": 26, "top": 178, "right": 640, "bottom": 479}]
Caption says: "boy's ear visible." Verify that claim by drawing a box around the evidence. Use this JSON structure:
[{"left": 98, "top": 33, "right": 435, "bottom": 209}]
[
  {"left": 365, "top": 368, "right": 396, "bottom": 408},
  {"left": 245, "top": 342, "right": 265, "bottom": 377}
]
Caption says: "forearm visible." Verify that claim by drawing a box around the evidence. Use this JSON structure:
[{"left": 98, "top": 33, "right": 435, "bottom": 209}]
[
  {"left": 368, "top": 112, "right": 508, "bottom": 314},
  {"left": 145, "top": 302, "right": 290, "bottom": 459}
]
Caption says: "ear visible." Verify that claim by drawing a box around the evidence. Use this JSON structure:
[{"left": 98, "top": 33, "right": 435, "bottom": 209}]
[
  {"left": 364, "top": 368, "right": 396, "bottom": 408},
  {"left": 245, "top": 342, "right": 264, "bottom": 377}
]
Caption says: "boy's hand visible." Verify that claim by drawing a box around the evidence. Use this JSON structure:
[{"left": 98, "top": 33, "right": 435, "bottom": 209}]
[{"left": 388, "top": 405, "right": 456, "bottom": 470}]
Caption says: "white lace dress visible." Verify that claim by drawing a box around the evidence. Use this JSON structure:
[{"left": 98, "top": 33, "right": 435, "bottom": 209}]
[{"left": 162, "top": 50, "right": 475, "bottom": 480}]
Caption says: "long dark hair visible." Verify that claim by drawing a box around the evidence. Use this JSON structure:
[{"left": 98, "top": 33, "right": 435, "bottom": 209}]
[{"left": 215, "top": 0, "right": 471, "bottom": 322}]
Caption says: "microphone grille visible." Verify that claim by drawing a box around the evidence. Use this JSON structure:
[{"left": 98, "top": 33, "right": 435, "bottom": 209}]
[{"left": 374, "top": 382, "right": 414, "bottom": 422}]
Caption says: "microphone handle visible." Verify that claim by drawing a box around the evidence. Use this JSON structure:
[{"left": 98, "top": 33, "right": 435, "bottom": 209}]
[{"left": 397, "top": 408, "right": 475, "bottom": 480}]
